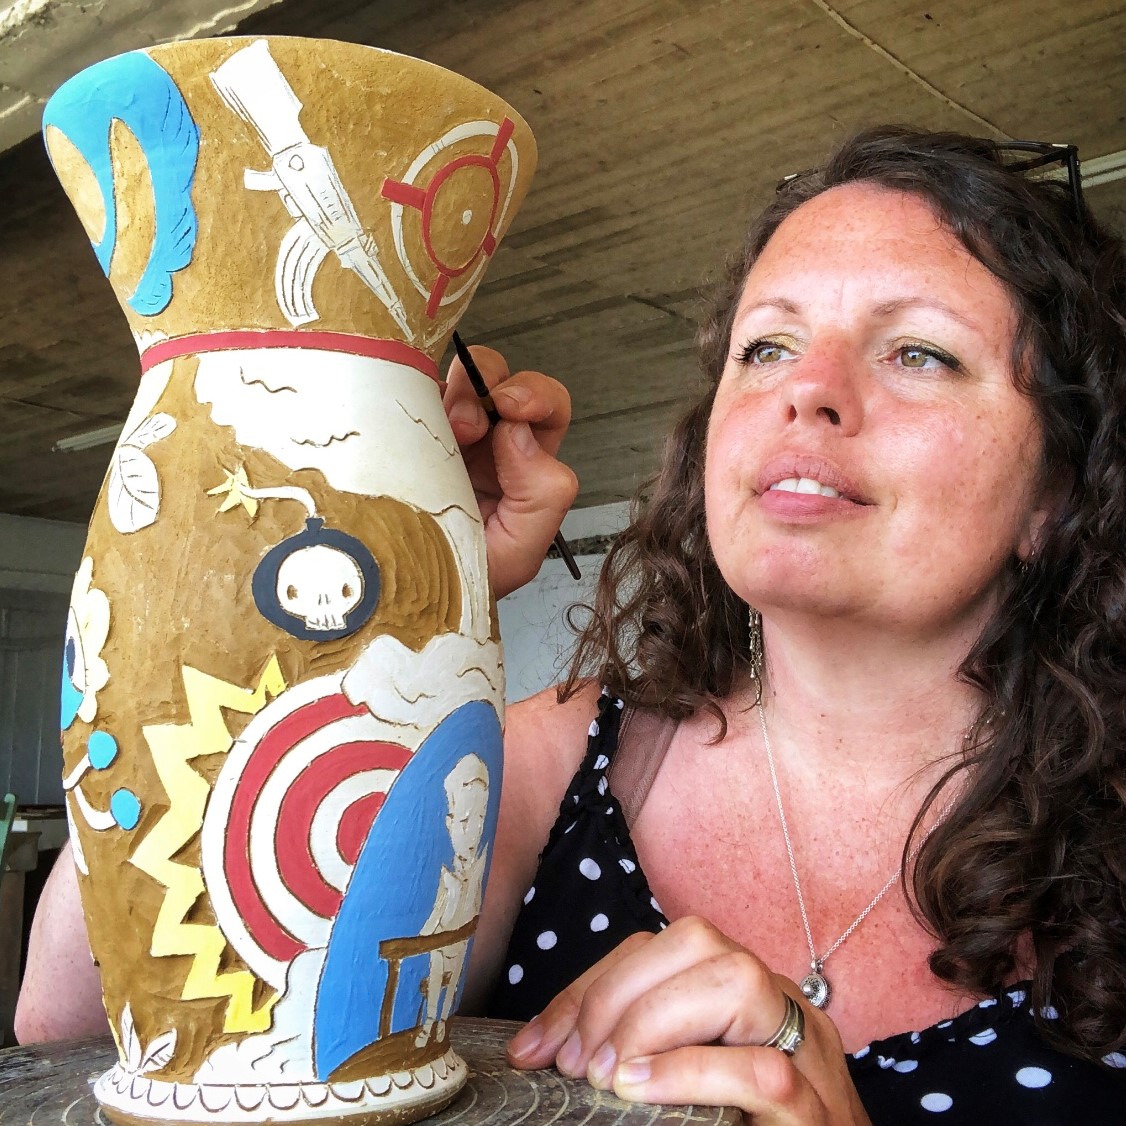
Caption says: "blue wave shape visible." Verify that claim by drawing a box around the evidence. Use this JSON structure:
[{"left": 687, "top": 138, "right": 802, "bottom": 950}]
[{"left": 43, "top": 51, "right": 200, "bottom": 315}]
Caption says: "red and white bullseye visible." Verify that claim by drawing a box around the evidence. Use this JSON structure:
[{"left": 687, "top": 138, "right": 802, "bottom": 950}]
[{"left": 201, "top": 675, "right": 411, "bottom": 988}]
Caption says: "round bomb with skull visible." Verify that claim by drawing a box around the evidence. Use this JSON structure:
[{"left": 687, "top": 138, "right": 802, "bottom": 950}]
[{"left": 255, "top": 518, "right": 380, "bottom": 640}]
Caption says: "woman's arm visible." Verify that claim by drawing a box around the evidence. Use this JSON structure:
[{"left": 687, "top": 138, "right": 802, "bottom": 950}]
[{"left": 14, "top": 841, "right": 107, "bottom": 1043}]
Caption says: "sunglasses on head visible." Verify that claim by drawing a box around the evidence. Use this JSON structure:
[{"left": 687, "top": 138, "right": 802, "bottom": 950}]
[{"left": 777, "top": 140, "right": 1084, "bottom": 220}]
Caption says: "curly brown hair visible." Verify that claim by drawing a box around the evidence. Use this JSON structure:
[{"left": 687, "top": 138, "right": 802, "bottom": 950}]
[{"left": 562, "top": 126, "right": 1126, "bottom": 1064}]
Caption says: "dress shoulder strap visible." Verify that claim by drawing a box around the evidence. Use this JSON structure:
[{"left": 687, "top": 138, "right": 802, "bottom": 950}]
[{"left": 608, "top": 707, "right": 679, "bottom": 829}]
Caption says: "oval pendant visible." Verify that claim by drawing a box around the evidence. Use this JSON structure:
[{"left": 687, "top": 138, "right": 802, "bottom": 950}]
[{"left": 800, "top": 969, "right": 831, "bottom": 1009}]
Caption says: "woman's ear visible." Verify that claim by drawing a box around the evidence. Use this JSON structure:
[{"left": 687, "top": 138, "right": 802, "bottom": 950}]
[{"left": 1016, "top": 468, "right": 1070, "bottom": 562}]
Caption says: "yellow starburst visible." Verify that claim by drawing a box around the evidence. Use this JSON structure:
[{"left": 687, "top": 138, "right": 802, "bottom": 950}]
[
  {"left": 206, "top": 465, "right": 259, "bottom": 518},
  {"left": 130, "top": 656, "right": 285, "bottom": 1032}
]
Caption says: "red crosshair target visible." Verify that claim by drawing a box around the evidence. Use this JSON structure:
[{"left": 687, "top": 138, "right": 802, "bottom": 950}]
[{"left": 381, "top": 118, "right": 515, "bottom": 318}]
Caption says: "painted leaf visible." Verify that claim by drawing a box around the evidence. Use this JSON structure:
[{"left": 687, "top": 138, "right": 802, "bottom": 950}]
[
  {"left": 139, "top": 1028, "right": 177, "bottom": 1074},
  {"left": 121, "top": 1003, "right": 141, "bottom": 1071},
  {"left": 108, "top": 445, "right": 161, "bottom": 533},
  {"left": 125, "top": 412, "right": 176, "bottom": 450}
]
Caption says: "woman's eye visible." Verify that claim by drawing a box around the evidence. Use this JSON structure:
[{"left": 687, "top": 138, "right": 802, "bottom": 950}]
[
  {"left": 896, "top": 343, "right": 961, "bottom": 372},
  {"left": 737, "top": 340, "right": 793, "bottom": 365}
]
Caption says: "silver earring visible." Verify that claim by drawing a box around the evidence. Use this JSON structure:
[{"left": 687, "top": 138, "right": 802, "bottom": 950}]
[{"left": 748, "top": 607, "right": 763, "bottom": 682}]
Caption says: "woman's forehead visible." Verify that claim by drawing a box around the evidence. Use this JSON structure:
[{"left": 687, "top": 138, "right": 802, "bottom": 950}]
[
  {"left": 740, "top": 183, "right": 1016, "bottom": 327},
  {"left": 758, "top": 183, "right": 958, "bottom": 268}
]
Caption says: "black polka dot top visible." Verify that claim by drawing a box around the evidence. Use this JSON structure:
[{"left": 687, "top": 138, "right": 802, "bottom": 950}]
[{"left": 487, "top": 690, "right": 1126, "bottom": 1123}]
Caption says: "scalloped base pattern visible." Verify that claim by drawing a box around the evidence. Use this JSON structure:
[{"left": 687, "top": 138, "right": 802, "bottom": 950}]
[{"left": 94, "top": 1050, "right": 466, "bottom": 1126}]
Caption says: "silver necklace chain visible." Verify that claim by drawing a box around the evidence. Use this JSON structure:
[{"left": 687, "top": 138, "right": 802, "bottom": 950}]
[{"left": 757, "top": 700, "right": 957, "bottom": 1009}]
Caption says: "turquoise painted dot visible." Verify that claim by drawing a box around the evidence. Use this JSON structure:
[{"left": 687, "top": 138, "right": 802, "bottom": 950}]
[
  {"left": 110, "top": 789, "right": 141, "bottom": 831},
  {"left": 87, "top": 730, "right": 118, "bottom": 770}
]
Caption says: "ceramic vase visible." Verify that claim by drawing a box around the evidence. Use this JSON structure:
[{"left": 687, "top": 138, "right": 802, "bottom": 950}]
[{"left": 43, "top": 35, "right": 534, "bottom": 1126}]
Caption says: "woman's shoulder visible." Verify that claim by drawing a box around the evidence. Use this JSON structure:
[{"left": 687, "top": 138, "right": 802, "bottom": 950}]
[{"left": 504, "top": 680, "right": 604, "bottom": 809}]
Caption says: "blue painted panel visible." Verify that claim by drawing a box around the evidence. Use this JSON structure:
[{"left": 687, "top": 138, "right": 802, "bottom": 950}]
[{"left": 314, "top": 699, "right": 503, "bottom": 1078}]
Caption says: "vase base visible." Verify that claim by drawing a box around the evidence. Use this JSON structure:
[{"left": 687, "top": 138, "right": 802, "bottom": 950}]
[{"left": 94, "top": 1048, "right": 466, "bottom": 1126}]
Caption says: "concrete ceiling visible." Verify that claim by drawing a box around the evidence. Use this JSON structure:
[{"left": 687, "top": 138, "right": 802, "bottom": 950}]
[{"left": 4, "top": 0, "right": 1126, "bottom": 522}]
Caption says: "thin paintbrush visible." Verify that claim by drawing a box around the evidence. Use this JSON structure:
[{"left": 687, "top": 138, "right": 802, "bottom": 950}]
[{"left": 451, "top": 331, "right": 581, "bottom": 581}]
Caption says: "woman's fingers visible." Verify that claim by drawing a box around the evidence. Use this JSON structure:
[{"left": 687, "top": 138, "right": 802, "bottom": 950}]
[
  {"left": 543, "top": 918, "right": 781, "bottom": 1080},
  {"left": 506, "top": 931, "right": 656, "bottom": 1070},
  {"left": 442, "top": 344, "right": 577, "bottom": 598},
  {"left": 583, "top": 953, "right": 794, "bottom": 1077},
  {"left": 485, "top": 420, "right": 579, "bottom": 596},
  {"left": 507, "top": 920, "right": 867, "bottom": 1124},
  {"left": 506, "top": 918, "right": 866, "bottom": 1125},
  {"left": 444, "top": 344, "right": 571, "bottom": 455},
  {"left": 611, "top": 1044, "right": 830, "bottom": 1125}
]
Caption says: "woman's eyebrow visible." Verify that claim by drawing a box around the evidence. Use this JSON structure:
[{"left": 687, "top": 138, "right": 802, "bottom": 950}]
[
  {"left": 871, "top": 297, "right": 980, "bottom": 330},
  {"left": 736, "top": 297, "right": 803, "bottom": 319}
]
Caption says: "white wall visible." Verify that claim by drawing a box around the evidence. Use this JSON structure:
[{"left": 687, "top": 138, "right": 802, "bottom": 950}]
[{"left": 497, "top": 501, "right": 629, "bottom": 704}]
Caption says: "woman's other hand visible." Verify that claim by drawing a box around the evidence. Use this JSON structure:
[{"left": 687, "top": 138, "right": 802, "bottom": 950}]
[
  {"left": 505, "top": 917, "right": 871, "bottom": 1125},
  {"left": 443, "top": 344, "right": 578, "bottom": 599}
]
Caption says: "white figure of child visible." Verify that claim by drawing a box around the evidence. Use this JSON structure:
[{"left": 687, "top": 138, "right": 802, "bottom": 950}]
[{"left": 415, "top": 753, "right": 489, "bottom": 1046}]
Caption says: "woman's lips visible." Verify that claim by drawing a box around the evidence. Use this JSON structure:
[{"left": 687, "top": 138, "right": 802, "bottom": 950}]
[
  {"left": 757, "top": 487, "right": 866, "bottom": 521},
  {"left": 755, "top": 457, "right": 871, "bottom": 521},
  {"left": 757, "top": 455, "right": 869, "bottom": 504}
]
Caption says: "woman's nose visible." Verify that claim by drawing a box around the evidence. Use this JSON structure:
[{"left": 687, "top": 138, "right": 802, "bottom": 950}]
[{"left": 781, "top": 342, "right": 864, "bottom": 435}]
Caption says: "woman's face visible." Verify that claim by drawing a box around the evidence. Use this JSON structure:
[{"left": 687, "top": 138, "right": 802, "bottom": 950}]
[{"left": 705, "top": 183, "right": 1051, "bottom": 636}]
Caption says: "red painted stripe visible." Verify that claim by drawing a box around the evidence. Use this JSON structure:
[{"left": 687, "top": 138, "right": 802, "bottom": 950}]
[
  {"left": 275, "top": 739, "right": 412, "bottom": 918},
  {"left": 337, "top": 792, "right": 386, "bottom": 867},
  {"left": 489, "top": 117, "right": 515, "bottom": 164},
  {"left": 381, "top": 178, "right": 427, "bottom": 210},
  {"left": 224, "top": 692, "right": 368, "bottom": 964},
  {"left": 139, "top": 331, "right": 439, "bottom": 379},
  {"left": 426, "top": 273, "right": 449, "bottom": 319}
]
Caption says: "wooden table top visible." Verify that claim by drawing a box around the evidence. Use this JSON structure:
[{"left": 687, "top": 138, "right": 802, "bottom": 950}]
[{"left": 0, "top": 1018, "right": 741, "bottom": 1126}]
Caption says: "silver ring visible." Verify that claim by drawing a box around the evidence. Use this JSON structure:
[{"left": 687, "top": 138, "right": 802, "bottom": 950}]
[{"left": 763, "top": 992, "right": 805, "bottom": 1056}]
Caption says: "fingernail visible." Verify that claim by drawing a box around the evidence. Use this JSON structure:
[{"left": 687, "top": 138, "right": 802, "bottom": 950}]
[
  {"left": 556, "top": 1030, "right": 583, "bottom": 1075},
  {"left": 615, "top": 1056, "right": 652, "bottom": 1089},
  {"left": 510, "top": 421, "right": 539, "bottom": 457},
  {"left": 494, "top": 383, "right": 530, "bottom": 408},
  {"left": 448, "top": 399, "right": 483, "bottom": 428},
  {"left": 507, "top": 1016, "right": 544, "bottom": 1062},
  {"left": 588, "top": 1043, "right": 617, "bottom": 1088}
]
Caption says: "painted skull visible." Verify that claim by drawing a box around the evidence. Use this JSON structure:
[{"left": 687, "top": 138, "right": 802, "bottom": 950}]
[{"left": 276, "top": 544, "right": 364, "bottom": 631}]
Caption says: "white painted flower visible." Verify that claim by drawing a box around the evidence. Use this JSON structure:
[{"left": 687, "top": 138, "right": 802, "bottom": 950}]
[{"left": 63, "top": 557, "right": 110, "bottom": 725}]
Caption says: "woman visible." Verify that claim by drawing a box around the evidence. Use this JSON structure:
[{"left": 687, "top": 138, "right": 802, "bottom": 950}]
[
  {"left": 466, "top": 127, "right": 1126, "bottom": 1122},
  {"left": 18, "top": 127, "right": 1126, "bottom": 1123}
]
